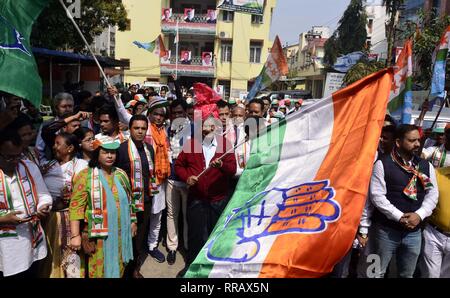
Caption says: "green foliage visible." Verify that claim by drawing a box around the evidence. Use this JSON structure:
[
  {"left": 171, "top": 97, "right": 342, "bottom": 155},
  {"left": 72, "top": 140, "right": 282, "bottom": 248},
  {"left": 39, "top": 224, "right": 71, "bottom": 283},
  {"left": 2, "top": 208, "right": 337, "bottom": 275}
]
[
  {"left": 31, "top": 0, "right": 129, "bottom": 53},
  {"left": 324, "top": 0, "right": 368, "bottom": 66},
  {"left": 398, "top": 10, "right": 450, "bottom": 88},
  {"left": 343, "top": 58, "right": 385, "bottom": 86},
  {"left": 324, "top": 34, "right": 339, "bottom": 66}
]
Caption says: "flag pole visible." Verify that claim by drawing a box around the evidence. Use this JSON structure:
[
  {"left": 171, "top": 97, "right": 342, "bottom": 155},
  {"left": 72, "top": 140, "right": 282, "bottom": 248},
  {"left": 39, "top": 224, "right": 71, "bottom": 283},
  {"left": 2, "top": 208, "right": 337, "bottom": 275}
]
[
  {"left": 58, "top": 0, "right": 111, "bottom": 87},
  {"left": 429, "top": 92, "right": 448, "bottom": 131},
  {"left": 195, "top": 137, "right": 247, "bottom": 180},
  {"left": 175, "top": 20, "right": 179, "bottom": 79}
]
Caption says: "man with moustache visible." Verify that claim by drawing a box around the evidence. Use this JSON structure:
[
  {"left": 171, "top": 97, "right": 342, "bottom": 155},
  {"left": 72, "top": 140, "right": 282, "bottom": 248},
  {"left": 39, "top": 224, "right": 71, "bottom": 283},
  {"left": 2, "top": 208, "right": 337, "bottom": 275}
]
[{"left": 369, "top": 124, "right": 439, "bottom": 278}]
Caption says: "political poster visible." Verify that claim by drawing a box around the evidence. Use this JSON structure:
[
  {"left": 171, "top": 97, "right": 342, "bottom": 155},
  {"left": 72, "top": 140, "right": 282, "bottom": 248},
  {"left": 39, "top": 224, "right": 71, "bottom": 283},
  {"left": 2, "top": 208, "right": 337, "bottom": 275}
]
[{"left": 217, "top": 0, "right": 264, "bottom": 15}]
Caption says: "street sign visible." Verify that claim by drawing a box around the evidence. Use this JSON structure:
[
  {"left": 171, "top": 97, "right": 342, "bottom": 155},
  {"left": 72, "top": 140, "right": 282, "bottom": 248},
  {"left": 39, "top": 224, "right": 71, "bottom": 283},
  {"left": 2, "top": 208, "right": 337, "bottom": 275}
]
[{"left": 323, "top": 72, "right": 345, "bottom": 97}]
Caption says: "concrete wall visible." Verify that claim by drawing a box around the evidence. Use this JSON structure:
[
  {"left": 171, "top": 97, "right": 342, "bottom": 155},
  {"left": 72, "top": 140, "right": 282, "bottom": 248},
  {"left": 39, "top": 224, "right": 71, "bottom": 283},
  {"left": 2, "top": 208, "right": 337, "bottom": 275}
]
[
  {"left": 115, "top": 0, "right": 164, "bottom": 84},
  {"left": 365, "top": 3, "right": 388, "bottom": 61}
]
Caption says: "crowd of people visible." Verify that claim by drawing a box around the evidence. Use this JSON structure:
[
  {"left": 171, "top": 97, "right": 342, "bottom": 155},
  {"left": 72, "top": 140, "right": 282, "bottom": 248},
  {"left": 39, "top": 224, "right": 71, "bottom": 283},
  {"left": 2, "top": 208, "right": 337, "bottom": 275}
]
[{"left": 0, "top": 75, "right": 449, "bottom": 279}]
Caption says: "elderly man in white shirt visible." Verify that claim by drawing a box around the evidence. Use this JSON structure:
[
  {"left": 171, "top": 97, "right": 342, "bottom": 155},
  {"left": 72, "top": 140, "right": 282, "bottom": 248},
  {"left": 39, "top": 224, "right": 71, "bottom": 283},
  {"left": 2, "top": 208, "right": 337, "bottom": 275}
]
[
  {"left": 0, "top": 131, "right": 52, "bottom": 277},
  {"left": 369, "top": 124, "right": 438, "bottom": 278}
]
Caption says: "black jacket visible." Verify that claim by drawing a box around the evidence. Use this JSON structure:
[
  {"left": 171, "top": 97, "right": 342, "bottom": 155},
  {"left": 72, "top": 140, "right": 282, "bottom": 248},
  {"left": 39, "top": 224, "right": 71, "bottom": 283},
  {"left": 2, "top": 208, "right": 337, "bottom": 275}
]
[{"left": 115, "top": 139, "right": 155, "bottom": 203}]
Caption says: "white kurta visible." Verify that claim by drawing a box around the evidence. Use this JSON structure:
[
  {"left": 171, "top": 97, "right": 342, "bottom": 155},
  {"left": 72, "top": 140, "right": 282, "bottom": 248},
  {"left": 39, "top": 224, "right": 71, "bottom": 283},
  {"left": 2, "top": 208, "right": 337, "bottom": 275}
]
[
  {"left": 43, "top": 159, "right": 88, "bottom": 201},
  {"left": 0, "top": 160, "right": 53, "bottom": 276},
  {"left": 152, "top": 181, "right": 167, "bottom": 214}
]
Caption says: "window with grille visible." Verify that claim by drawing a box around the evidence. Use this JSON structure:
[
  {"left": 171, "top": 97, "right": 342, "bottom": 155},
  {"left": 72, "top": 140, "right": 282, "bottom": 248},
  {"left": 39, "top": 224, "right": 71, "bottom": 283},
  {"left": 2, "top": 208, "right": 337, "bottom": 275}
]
[
  {"left": 221, "top": 41, "right": 232, "bottom": 62},
  {"left": 368, "top": 19, "right": 373, "bottom": 34},
  {"left": 223, "top": 10, "right": 234, "bottom": 22},
  {"left": 251, "top": 14, "right": 263, "bottom": 24},
  {"left": 218, "top": 80, "right": 231, "bottom": 99},
  {"left": 249, "top": 41, "right": 263, "bottom": 63}
]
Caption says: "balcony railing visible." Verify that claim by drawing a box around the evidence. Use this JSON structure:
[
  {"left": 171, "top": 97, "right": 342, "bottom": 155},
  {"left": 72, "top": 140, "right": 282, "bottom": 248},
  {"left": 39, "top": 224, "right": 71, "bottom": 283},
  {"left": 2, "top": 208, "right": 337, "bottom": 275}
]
[
  {"left": 160, "top": 56, "right": 215, "bottom": 78},
  {"left": 162, "top": 56, "right": 214, "bottom": 66},
  {"left": 161, "top": 13, "right": 216, "bottom": 36},
  {"left": 165, "top": 13, "right": 216, "bottom": 23}
]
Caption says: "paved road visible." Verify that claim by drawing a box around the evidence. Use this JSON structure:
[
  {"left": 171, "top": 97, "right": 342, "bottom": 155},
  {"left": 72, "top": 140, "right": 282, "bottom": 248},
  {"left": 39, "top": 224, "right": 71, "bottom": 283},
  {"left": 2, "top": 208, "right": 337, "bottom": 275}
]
[{"left": 140, "top": 243, "right": 187, "bottom": 278}]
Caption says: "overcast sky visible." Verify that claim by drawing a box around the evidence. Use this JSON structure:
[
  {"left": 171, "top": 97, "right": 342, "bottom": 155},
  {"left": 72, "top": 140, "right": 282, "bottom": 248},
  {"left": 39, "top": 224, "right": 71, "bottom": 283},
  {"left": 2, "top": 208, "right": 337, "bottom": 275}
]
[{"left": 270, "top": 0, "right": 351, "bottom": 46}]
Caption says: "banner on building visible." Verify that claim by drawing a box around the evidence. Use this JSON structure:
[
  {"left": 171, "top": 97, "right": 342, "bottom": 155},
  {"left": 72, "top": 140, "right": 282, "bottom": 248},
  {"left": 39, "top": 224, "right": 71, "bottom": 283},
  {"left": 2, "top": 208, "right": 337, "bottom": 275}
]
[
  {"left": 202, "top": 52, "right": 213, "bottom": 66},
  {"left": 217, "top": 0, "right": 264, "bottom": 15},
  {"left": 184, "top": 8, "right": 195, "bottom": 22},
  {"left": 161, "top": 8, "right": 172, "bottom": 22},
  {"left": 216, "top": 85, "right": 224, "bottom": 96},
  {"left": 160, "top": 50, "right": 171, "bottom": 64},
  {"left": 332, "top": 51, "right": 365, "bottom": 73}
]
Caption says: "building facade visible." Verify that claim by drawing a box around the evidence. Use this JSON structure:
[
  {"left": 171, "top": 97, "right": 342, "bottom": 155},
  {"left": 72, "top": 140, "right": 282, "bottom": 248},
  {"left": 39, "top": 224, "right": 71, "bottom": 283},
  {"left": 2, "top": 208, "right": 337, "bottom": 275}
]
[
  {"left": 115, "top": 0, "right": 277, "bottom": 100},
  {"left": 92, "top": 25, "right": 117, "bottom": 58},
  {"left": 286, "top": 26, "right": 330, "bottom": 98},
  {"left": 365, "top": 1, "right": 389, "bottom": 62},
  {"left": 283, "top": 43, "right": 299, "bottom": 73}
]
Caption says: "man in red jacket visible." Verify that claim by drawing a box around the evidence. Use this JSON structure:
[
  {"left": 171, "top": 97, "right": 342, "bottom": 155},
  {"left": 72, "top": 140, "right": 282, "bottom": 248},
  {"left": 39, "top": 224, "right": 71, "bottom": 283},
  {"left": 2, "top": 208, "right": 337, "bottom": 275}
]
[{"left": 175, "top": 115, "right": 236, "bottom": 266}]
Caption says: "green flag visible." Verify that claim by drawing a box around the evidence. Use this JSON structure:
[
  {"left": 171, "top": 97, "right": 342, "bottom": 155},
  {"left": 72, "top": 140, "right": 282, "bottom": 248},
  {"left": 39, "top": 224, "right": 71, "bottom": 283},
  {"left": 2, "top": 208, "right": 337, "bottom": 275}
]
[{"left": 0, "top": 0, "right": 49, "bottom": 107}]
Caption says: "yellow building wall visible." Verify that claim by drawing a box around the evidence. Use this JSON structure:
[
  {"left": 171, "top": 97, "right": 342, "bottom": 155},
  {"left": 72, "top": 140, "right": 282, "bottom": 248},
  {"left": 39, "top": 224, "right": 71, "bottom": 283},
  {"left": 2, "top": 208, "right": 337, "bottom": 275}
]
[
  {"left": 216, "top": 0, "right": 277, "bottom": 98},
  {"left": 116, "top": 0, "right": 276, "bottom": 92},
  {"left": 115, "top": 0, "right": 165, "bottom": 84}
]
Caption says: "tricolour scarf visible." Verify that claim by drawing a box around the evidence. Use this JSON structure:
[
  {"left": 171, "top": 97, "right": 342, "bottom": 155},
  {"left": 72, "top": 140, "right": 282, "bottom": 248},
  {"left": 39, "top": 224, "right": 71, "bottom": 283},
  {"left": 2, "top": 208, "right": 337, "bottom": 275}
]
[
  {"left": 23, "top": 147, "right": 40, "bottom": 166},
  {"left": 391, "top": 150, "right": 434, "bottom": 200},
  {"left": 89, "top": 167, "right": 108, "bottom": 237},
  {"left": 62, "top": 158, "right": 80, "bottom": 205},
  {"left": 237, "top": 141, "right": 249, "bottom": 169},
  {"left": 0, "top": 161, "right": 44, "bottom": 247},
  {"left": 431, "top": 145, "right": 448, "bottom": 168},
  {"left": 150, "top": 123, "right": 171, "bottom": 185},
  {"left": 127, "top": 140, "right": 157, "bottom": 212}
]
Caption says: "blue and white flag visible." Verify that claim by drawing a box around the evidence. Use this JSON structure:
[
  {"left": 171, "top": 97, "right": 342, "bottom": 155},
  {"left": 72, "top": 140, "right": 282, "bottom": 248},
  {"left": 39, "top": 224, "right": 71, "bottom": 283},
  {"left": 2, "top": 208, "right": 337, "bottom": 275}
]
[{"left": 333, "top": 51, "right": 365, "bottom": 73}]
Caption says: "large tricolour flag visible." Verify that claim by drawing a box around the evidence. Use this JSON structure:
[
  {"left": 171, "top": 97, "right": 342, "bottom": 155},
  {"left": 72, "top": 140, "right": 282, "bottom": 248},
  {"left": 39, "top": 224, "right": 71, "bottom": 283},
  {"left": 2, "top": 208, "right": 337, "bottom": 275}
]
[
  {"left": 247, "top": 36, "right": 288, "bottom": 100},
  {"left": 429, "top": 25, "right": 450, "bottom": 109},
  {"left": 185, "top": 68, "right": 393, "bottom": 278},
  {"left": 133, "top": 35, "right": 167, "bottom": 57},
  {"left": 387, "top": 39, "right": 413, "bottom": 124}
]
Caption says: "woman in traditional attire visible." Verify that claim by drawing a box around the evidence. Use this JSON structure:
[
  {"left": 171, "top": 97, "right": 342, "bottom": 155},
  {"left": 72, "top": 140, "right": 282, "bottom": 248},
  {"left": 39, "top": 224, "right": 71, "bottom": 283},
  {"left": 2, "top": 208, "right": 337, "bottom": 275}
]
[
  {"left": 69, "top": 138, "right": 137, "bottom": 278},
  {"left": 40, "top": 132, "right": 88, "bottom": 277}
]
